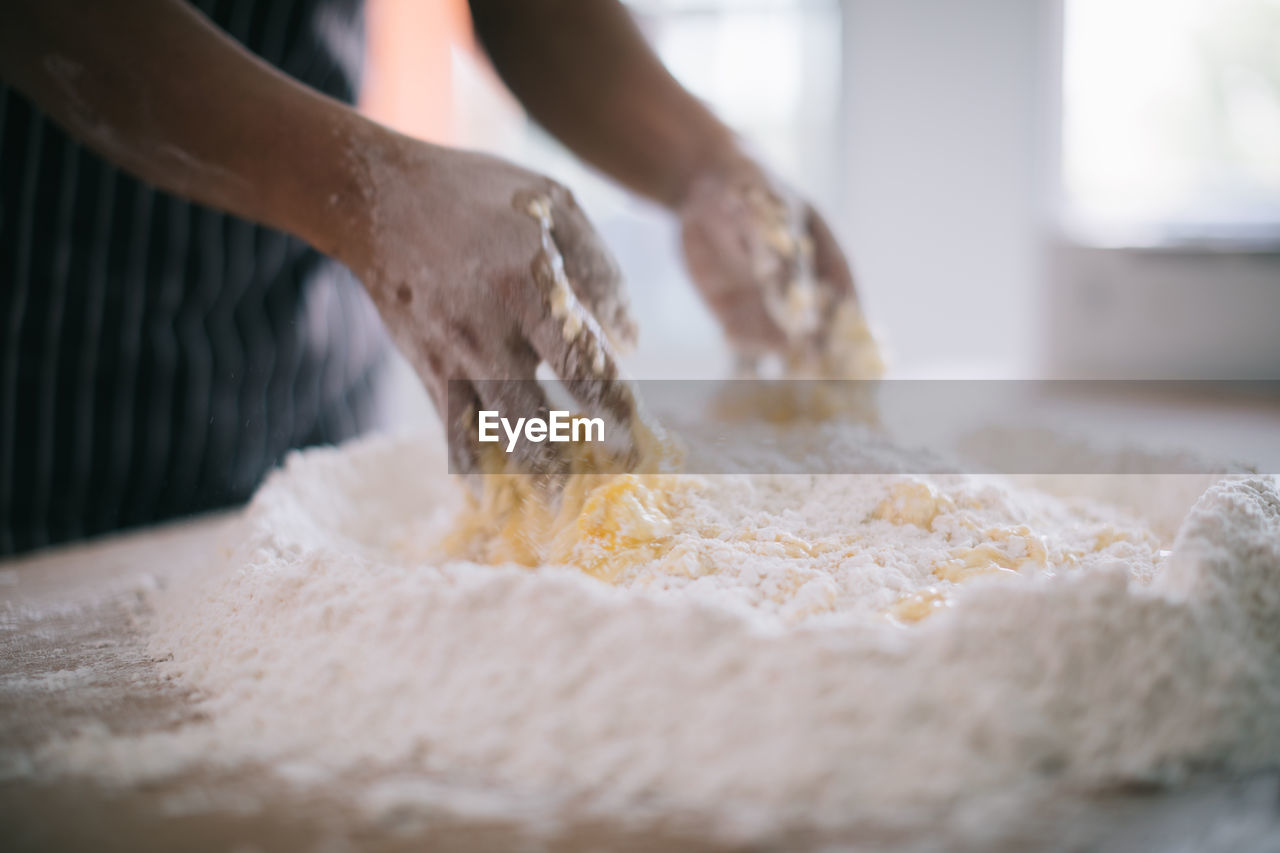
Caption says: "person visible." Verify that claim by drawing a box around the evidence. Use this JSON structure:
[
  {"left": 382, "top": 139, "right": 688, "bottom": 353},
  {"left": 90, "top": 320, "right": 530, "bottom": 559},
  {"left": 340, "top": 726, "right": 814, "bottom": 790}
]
[{"left": 0, "top": 0, "right": 857, "bottom": 556}]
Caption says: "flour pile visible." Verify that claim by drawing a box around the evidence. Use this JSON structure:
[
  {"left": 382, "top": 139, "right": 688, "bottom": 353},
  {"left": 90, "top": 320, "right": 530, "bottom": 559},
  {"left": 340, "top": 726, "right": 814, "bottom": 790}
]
[{"left": 31, "top": 424, "right": 1280, "bottom": 838}]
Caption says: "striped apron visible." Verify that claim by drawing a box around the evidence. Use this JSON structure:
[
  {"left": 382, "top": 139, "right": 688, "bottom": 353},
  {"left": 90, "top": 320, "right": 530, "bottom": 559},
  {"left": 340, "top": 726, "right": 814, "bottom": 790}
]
[{"left": 0, "top": 0, "right": 390, "bottom": 555}]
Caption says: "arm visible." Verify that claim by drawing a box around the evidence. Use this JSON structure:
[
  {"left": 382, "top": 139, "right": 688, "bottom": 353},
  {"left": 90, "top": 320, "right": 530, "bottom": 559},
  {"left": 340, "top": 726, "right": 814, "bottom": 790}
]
[
  {"left": 470, "top": 0, "right": 861, "bottom": 363},
  {"left": 0, "top": 0, "right": 638, "bottom": 472},
  {"left": 469, "top": 0, "right": 733, "bottom": 209},
  {"left": 0, "top": 0, "right": 362, "bottom": 259}
]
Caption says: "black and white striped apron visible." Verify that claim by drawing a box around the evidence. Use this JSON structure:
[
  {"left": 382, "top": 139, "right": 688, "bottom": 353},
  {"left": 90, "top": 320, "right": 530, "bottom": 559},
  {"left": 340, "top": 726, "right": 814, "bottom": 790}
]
[{"left": 0, "top": 0, "right": 390, "bottom": 556}]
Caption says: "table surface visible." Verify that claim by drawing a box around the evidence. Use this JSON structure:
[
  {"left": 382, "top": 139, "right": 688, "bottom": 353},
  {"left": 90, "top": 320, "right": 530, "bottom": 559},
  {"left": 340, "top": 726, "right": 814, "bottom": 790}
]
[{"left": 3, "top": 496, "right": 1280, "bottom": 851}]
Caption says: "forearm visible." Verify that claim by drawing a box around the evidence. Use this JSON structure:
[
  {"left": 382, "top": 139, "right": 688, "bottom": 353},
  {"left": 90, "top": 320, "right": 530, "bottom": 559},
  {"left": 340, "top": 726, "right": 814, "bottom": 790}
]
[
  {"left": 0, "top": 0, "right": 373, "bottom": 260},
  {"left": 469, "top": 0, "right": 737, "bottom": 209}
]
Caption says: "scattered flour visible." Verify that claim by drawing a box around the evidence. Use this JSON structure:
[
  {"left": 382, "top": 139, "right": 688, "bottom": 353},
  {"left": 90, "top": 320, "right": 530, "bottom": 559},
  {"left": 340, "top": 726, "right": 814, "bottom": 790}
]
[{"left": 27, "top": 422, "right": 1280, "bottom": 839}]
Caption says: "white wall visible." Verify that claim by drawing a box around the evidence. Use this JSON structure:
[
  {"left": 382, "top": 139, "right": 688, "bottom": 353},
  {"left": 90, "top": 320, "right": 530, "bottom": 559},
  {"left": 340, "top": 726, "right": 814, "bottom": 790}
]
[{"left": 840, "top": 0, "right": 1059, "bottom": 377}]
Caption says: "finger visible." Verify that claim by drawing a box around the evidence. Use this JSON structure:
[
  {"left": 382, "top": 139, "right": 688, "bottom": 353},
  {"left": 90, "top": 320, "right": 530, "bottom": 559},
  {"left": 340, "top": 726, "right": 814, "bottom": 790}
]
[
  {"left": 680, "top": 181, "right": 792, "bottom": 354},
  {"left": 443, "top": 378, "right": 484, "bottom": 478},
  {"left": 526, "top": 316, "right": 636, "bottom": 428},
  {"left": 470, "top": 366, "right": 568, "bottom": 481},
  {"left": 682, "top": 215, "right": 789, "bottom": 353},
  {"left": 521, "top": 259, "right": 637, "bottom": 431},
  {"left": 806, "top": 205, "right": 857, "bottom": 301},
  {"left": 799, "top": 206, "right": 862, "bottom": 355},
  {"left": 714, "top": 289, "right": 791, "bottom": 356},
  {"left": 546, "top": 185, "right": 638, "bottom": 350},
  {"left": 437, "top": 315, "right": 569, "bottom": 480}
]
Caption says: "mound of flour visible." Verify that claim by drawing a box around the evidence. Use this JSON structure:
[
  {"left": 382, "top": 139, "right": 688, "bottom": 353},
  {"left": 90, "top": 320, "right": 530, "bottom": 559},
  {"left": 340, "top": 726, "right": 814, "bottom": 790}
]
[{"left": 32, "top": 428, "right": 1280, "bottom": 838}]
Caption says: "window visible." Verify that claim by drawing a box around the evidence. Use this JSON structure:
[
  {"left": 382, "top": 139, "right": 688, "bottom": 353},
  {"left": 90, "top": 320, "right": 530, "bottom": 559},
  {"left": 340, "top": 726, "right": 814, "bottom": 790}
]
[{"left": 1063, "top": 0, "right": 1280, "bottom": 243}]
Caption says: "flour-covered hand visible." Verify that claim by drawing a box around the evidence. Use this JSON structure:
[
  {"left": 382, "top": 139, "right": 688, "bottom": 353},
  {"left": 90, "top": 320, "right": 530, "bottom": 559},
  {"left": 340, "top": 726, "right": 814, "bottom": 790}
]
[
  {"left": 336, "top": 134, "right": 637, "bottom": 474},
  {"left": 679, "top": 150, "right": 857, "bottom": 360}
]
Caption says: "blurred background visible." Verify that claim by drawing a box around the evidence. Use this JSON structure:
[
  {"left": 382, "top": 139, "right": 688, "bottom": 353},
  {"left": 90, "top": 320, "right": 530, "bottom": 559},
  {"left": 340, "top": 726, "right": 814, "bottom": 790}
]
[{"left": 361, "top": 0, "right": 1280, "bottom": 383}]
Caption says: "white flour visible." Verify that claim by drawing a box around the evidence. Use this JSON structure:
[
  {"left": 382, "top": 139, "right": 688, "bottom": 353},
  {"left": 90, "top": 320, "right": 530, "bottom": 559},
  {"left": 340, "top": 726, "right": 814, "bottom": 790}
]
[{"left": 28, "top": 424, "right": 1280, "bottom": 839}]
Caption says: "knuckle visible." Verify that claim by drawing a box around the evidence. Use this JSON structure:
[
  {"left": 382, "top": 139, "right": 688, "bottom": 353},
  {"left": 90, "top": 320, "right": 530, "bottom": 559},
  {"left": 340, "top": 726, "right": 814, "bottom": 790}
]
[{"left": 550, "top": 181, "right": 577, "bottom": 209}]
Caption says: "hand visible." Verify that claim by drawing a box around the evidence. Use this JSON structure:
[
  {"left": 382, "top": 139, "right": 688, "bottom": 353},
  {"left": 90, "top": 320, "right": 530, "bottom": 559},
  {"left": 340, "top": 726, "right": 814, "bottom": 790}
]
[
  {"left": 337, "top": 132, "right": 638, "bottom": 474},
  {"left": 679, "top": 149, "right": 858, "bottom": 364}
]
